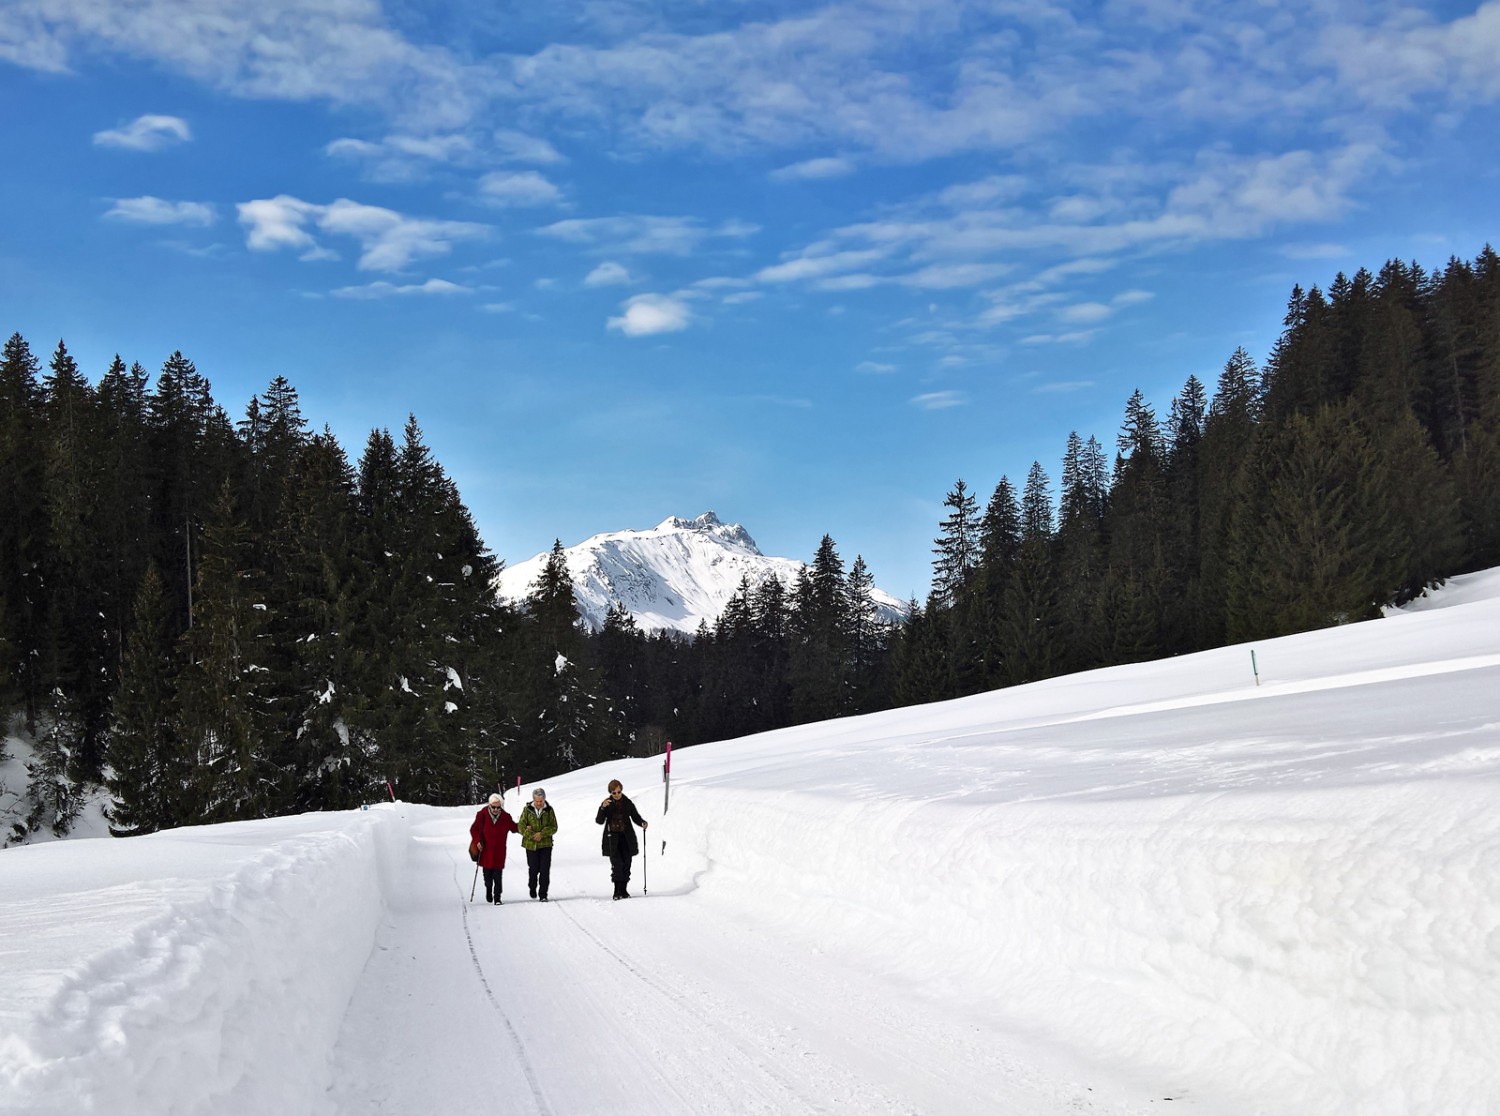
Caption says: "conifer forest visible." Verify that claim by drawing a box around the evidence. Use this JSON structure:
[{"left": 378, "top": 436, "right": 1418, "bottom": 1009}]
[{"left": 3, "top": 247, "right": 1498, "bottom": 839}]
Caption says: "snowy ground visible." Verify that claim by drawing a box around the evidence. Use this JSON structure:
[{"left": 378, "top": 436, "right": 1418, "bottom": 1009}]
[{"left": 3, "top": 571, "right": 1500, "bottom": 1115}]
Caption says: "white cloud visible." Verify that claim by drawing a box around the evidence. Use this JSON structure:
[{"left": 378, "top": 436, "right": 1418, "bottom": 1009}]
[
  {"left": 1113, "top": 289, "right": 1154, "bottom": 306},
  {"left": 105, "top": 196, "right": 215, "bottom": 226},
  {"left": 1057, "top": 302, "right": 1113, "bottom": 324},
  {"left": 770, "top": 156, "right": 855, "bottom": 182},
  {"left": 1281, "top": 242, "right": 1350, "bottom": 260},
  {"left": 816, "top": 273, "right": 883, "bottom": 291},
  {"left": 539, "top": 215, "right": 757, "bottom": 256},
  {"left": 721, "top": 291, "right": 762, "bottom": 305},
  {"left": 911, "top": 391, "right": 967, "bottom": 410},
  {"left": 584, "top": 261, "right": 631, "bottom": 287},
  {"left": 898, "top": 263, "right": 1013, "bottom": 289},
  {"left": 326, "top": 133, "right": 477, "bottom": 180},
  {"left": 1022, "top": 330, "right": 1097, "bottom": 345},
  {"left": 237, "top": 195, "right": 488, "bottom": 271},
  {"left": 93, "top": 114, "right": 191, "bottom": 151},
  {"left": 479, "top": 170, "right": 563, "bottom": 207},
  {"left": 607, "top": 293, "right": 692, "bottom": 337},
  {"left": 493, "top": 129, "right": 565, "bottom": 165},
  {"left": 331, "top": 278, "right": 472, "bottom": 299},
  {"left": 856, "top": 361, "right": 897, "bottom": 374},
  {"left": 0, "top": 0, "right": 481, "bottom": 132},
  {"left": 756, "top": 248, "right": 887, "bottom": 283}
]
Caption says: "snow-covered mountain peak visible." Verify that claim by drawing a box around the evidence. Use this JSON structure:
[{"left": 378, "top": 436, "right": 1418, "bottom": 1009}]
[
  {"left": 652, "top": 511, "right": 759, "bottom": 553},
  {"left": 497, "top": 513, "right": 904, "bottom": 634}
]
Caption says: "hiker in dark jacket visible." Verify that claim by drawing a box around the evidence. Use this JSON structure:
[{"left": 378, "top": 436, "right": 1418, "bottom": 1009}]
[
  {"left": 518, "top": 788, "right": 559, "bottom": 901},
  {"left": 470, "top": 793, "right": 520, "bottom": 904},
  {"left": 595, "top": 778, "right": 647, "bottom": 900}
]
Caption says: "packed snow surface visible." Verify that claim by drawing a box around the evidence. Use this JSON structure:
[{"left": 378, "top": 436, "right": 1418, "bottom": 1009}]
[
  {"left": 4, "top": 571, "right": 1500, "bottom": 1114},
  {"left": 495, "top": 511, "right": 907, "bottom": 633}
]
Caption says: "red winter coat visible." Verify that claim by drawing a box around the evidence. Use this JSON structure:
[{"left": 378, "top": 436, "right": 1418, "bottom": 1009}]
[{"left": 470, "top": 806, "right": 520, "bottom": 869}]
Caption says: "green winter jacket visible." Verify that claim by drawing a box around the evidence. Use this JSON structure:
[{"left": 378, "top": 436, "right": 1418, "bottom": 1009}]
[{"left": 519, "top": 802, "right": 558, "bottom": 850}]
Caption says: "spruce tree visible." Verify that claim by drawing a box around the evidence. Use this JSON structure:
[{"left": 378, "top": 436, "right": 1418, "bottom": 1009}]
[
  {"left": 174, "top": 481, "right": 273, "bottom": 822},
  {"left": 107, "top": 563, "right": 187, "bottom": 835},
  {"left": 1, "top": 334, "right": 47, "bottom": 730}
]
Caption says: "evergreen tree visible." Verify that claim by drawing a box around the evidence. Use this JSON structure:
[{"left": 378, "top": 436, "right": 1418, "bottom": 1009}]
[
  {"left": 174, "top": 481, "right": 273, "bottom": 822},
  {"left": 1226, "top": 407, "right": 1385, "bottom": 638},
  {"left": 1, "top": 334, "right": 47, "bottom": 730},
  {"left": 107, "top": 563, "right": 187, "bottom": 835},
  {"left": 596, "top": 601, "right": 646, "bottom": 759},
  {"left": 846, "top": 555, "right": 882, "bottom": 711},
  {"left": 790, "top": 535, "right": 850, "bottom": 722},
  {"left": 26, "top": 687, "right": 85, "bottom": 837},
  {"left": 523, "top": 540, "right": 602, "bottom": 771},
  {"left": 1053, "top": 435, "right": 1108, "bottom": 672},
  {"left": 999, "top": 463, "right": 1058, "bottom": 685},
  {"left": 40, "top": 340, "right": 111, "bottom": 771},
  {"left": 931, "top": 479, "right": 980, "bottom": 602},
  {"left": 1197, "top": 347, "right": 1263, "bottom": 647},
  {"left": 265, "top": 431, "right": 375, "bottom": 811}
]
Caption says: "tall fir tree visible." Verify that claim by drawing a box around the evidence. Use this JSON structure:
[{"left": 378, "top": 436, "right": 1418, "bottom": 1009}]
[
  {"left": 107, "top": 563, "right": 188, "bottom": 835},
  {"left": 1, "top": 334, "right": 47, "bottom": 730}
]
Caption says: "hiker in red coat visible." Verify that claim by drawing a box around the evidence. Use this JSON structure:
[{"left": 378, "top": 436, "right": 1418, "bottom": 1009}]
[{"left": 470, "top": 793, "right": 520, "bottom": 904}]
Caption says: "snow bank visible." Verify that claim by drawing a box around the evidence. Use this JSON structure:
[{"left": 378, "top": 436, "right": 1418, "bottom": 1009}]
[
  {"left": 665, "top": 779, "right": 1500, "bottom": 1114},
  {"left": 0, "top": 806, "right": 409, "bottom": 1115}
]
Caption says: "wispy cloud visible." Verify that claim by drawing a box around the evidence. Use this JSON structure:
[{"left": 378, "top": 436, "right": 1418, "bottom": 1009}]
[
  {"left": 1057, "top": 302, "right": 1113, "bottom": 325},
  {"left": 584, "top": 261, "right": 632, "bottom": 287},
  {"left": 331, "top": 278, "right": 473, "bottom": 299},
  {"left": 607, "top": 293, "right": 692, "bottom": 337},
  {"left": 93, "top": 114, "right": 190, "bottom": 151},
  {"left": 105, "top": 196, "right": 215, "bottom": 226},
  {"left": 237, "top": 195, "right": 488, "bottom": 271},
  {"left": 493, "top": 130, "right": 565, "bottom": 165},
  {"left": 479, "top": 170, "right": 563, "bottom": 207},
  {"left": 856, "top": 361, "right": 897, "bottom": 374},
  {"left": 539, "top": 215, "right": 757, "bottom": 256},
  {"left": 326, "top": 133, "right": 475, "bottom": 180},
  {"left": 0, "top": 0, "right": 481, "bottom": 131},
  {"left": 770, "top": 157, "right": 855, "bottom": 182},
  {"left": 911, "top": 391, "right": 968, "bottom": 410},
  {"left": 1281, "top": 242, "right": 1351, "bottom": 260},
  {"left": 1022, "top": 330, "right": 1097, "bottom": 346},
  {"left": 756, "top": 248, "right": 887, "bottom": 284}
]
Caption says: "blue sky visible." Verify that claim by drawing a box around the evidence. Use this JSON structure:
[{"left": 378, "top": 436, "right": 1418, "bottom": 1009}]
[{"left": 2, "top": 1, "right": 1497, "bottom": 600}]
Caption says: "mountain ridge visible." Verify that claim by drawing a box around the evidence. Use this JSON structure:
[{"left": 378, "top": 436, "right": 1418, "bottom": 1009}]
[{"left": 496, "top": 511, "right": 907, "bottom": 634}]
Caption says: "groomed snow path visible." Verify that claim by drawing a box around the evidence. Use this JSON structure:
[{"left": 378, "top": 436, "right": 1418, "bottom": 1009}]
[{"left": 326, "top": 807, "right": 1145, "bottom": 1115}]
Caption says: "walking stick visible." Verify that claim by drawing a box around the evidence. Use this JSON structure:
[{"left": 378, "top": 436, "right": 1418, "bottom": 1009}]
[
  {"left": 470, "top": 860, "right": 479, "bottom": 902},
  {"left": 643, "top": 827, "right": 648, "bottom": 895}
]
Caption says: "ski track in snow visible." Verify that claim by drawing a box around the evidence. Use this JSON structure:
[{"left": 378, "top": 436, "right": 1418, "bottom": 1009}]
[{"left": 326, "top": 815, "right": 1133, "bottom": 1116}]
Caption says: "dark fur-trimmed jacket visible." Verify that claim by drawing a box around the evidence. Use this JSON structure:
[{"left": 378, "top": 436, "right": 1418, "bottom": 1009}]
[{"left": 595, "top": 794, "right": 645, "bottom": 857}]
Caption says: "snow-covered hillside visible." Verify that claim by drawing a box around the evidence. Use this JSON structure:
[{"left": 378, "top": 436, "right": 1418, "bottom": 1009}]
[
  {"left": 3, "top": 570, "right": 1499, "bottom": 1115},
  {"left": 496, "top": 511, "right": 907, "bottom": 633}
]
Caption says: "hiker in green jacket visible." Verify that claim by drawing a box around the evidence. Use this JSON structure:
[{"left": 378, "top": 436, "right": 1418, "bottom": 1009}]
[{"left": 519, "top": 788, "right": 559, "bottom": 901}]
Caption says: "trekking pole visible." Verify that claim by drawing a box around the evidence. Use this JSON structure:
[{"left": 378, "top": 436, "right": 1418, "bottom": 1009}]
[
  {"left": 470, "top": 860, "right": 479, "bottom": 902},
  {"left": 643, "top": 828, "right": 648, "bottom": 895}
]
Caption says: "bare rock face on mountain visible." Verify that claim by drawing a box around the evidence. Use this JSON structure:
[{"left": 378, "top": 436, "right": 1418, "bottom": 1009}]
[{"left": 495, "top": 512, "right": 905, "bottom": 634}]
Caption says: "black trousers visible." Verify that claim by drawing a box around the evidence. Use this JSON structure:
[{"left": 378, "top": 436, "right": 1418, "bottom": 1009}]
[
  {"left": 609, "top": 849, "right": 634, "bottom": 896},
  {"left": 526, "top": 847, "right": 552, "bottom": 898},
  {"left": 482, "top": 867, "right": 503, "bottom": 899}
]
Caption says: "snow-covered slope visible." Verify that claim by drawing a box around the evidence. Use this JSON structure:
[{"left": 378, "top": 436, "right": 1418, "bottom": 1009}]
[
  {"left": 496, "top": 511, "right": 908, "bottom": 633},
  {"left": 4, "top": 570, "right": 1499, "bottom": 1115}
]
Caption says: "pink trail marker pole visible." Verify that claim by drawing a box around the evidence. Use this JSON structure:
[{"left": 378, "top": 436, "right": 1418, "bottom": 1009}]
[{"left": 663, "top": 740, "right": 672, "bottom": 815}]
